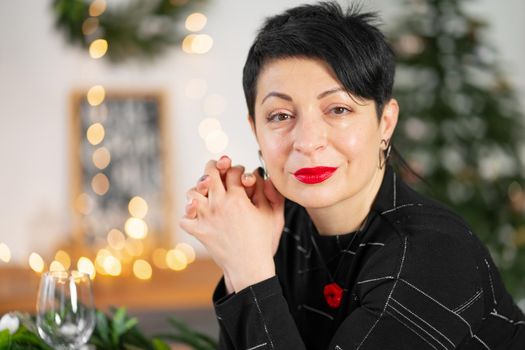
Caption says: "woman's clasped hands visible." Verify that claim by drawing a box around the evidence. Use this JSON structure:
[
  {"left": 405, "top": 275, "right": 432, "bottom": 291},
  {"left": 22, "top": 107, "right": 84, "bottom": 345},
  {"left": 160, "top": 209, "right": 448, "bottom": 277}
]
[{"left": 179, "top": 156, "right": 285, "bottom": 294}]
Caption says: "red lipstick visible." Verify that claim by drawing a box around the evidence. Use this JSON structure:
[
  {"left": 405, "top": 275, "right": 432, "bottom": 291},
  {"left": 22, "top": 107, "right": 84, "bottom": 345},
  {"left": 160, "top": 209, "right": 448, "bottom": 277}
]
[{"left": 293, "top": 166, "right": 338, "bottom": 184}]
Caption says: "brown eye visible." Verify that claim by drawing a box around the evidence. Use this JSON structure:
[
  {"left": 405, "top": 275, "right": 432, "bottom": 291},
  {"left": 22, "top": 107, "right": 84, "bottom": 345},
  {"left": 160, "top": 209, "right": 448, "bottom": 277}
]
[
  {"left": 331, "top": 106, "right": 350, "bottom": 115},
  {"left": 268, "top": 112, "right": 293, "bottom": 122}
]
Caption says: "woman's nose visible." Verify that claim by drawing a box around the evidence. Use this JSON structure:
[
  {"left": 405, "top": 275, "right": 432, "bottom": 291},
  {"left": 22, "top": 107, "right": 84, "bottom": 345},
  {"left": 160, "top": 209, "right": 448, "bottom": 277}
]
[{"left": 292, "top": 115, "right": 327, "bottom": 155}]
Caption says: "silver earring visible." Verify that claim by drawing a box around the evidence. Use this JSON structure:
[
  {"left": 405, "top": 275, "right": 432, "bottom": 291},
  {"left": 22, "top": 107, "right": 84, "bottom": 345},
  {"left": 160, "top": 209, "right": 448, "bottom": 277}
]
[
  {"left": 379, "top": 139, "right": 392, "bottom": 170},
  {"left": 258, "top": 150, "right": 268, "bottom": 179}
]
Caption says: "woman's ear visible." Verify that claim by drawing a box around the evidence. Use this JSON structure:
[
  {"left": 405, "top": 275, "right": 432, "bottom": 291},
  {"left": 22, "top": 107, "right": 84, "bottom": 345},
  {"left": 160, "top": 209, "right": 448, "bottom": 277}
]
[{"left": 380, "top": 98, "right": 399, "bottom": 141}]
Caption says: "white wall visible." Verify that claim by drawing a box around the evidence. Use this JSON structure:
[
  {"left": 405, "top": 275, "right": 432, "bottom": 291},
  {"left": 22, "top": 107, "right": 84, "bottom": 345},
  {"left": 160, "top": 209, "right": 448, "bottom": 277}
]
[{"left": 0, "top": 0, "right": 524, "bottom": 264}]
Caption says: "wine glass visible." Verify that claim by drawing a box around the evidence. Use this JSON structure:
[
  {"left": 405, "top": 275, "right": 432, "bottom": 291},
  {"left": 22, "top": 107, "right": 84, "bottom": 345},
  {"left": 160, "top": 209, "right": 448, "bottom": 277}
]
[{"left": 36, "top": 270, "right": 95, "bottom": 349}]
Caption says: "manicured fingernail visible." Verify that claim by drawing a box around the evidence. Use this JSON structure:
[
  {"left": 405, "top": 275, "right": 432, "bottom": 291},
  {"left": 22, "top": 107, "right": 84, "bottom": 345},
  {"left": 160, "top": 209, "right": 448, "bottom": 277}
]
[
  {"left": 198, "top": 174, "right": 209, "bottom": 182},
  {"left": 219, "top": 155, "right": 229, "bottom": 160},
  {"left": 257, "top": 167, "right": 265, "bottom": 177},
  {"left": 243, "top": 173, "right": 254, "bottom": 180}
]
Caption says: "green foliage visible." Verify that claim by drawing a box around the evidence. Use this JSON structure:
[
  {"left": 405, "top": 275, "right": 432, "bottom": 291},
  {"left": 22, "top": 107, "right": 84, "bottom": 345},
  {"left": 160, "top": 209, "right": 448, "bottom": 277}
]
[
  {"left": 51, "top": 0, "right": 208, "bottom": 62},
  {"left": 389, "top": 0, "right": 525, "bottom": 298},
  {"left": 155, "top": 316, "right": 218, "bottom": 350},
  {"left": 1, "top": 309, "right": 217, "bottom": 350}
]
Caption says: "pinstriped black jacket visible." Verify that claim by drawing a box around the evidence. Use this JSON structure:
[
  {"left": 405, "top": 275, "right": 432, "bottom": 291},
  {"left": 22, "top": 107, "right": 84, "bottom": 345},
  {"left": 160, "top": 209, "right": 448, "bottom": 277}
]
[{"left": 213, "top": 165, "right": 525, "bottom": 349}]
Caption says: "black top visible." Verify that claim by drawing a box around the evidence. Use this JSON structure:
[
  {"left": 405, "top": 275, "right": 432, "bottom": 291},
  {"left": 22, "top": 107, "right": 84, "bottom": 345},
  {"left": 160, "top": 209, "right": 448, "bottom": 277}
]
[{"left": 212, "top": 166, "right": 525, "bottom": 349}]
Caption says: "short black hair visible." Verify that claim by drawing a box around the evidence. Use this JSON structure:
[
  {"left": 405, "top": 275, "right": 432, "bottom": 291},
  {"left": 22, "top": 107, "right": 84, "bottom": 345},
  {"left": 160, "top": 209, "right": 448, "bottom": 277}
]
[{"left": 242, "top": 1, "right": 395, "bottom": 119}]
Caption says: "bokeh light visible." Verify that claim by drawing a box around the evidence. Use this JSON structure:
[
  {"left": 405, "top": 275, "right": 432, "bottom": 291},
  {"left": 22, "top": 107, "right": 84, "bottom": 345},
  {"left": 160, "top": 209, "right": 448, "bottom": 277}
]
[
  {"left": 128, "top": 196, "right": 148, "bottom": 219},
  {"left": 191, "top": 34, "right": 213, "bottom": 54},
  {"left": 107, "top": 229, "right": 126, "bottom": 250},
  {"left": 92, "top": 147, "right": 111, "bottom": 169},
  {"left": 176, "top": 243, "right": 196, "bottom": 264},
  {"left": 75, "top": 193, "right": 94, "bottom": 215},
  {"left": 87, "top": 85, "right": 106, "bottom": 106},
  {"left": 91, "top": 173, "right": 110, "bottom": 196},
  {"left": 89, "top": 0, "right": 107, "bottom": 17},
  {"left": 29, "top": 253, "right": 45, "bottom": 273},
  {"left": 205, "top": 129, "right": 229, "bottom": 154},
  {"left": 82, "top": 18, "right": 99, "bottom": 36},
  {"left": 54, "top": 250, "right": 71, "bottom": 270},
  {"left": 0, "top": 243, "right": 11, "bottom": 263},
  {"left": 166, "top": 248, "right": 188, "bottom": 271},
  {"left": 125, "top": 218, "right": 148, "bottom": 239},
  {"left": 152, "top": 248, "right": 168, "bottom": 269},
  {"left": 89, "top": 39, "right": 108, "bottom": 59},
  {"left": 49, "top": 261, "right": 66, "bottom": 272},
  {"left": 77, "top": 256, "right": 96, "bottom": 279},
  {"left": 103, "top": 255, "right": 122, "bottom": 276},
  {"left": 185, "top": 13, "right": 207, "bottom": 32},
  {"left": 198, "top": 118, "right": 221, "bottom": 139},
  {"left": 133, "top": 259, "right": 153, "bottom": 280},
  {"left": 86, "top": 123, "right": 105, "bottom": 145}
]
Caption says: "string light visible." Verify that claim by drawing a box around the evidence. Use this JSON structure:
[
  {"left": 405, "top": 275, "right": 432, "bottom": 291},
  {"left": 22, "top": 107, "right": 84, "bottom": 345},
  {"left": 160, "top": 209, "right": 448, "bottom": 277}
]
[
  {"left": 103, "top": 255, "right": 122, "bottom": 276},
  {"left": 89, "top": 0, "right": 107, "bottom": 17},
  {"left": 54, "top": 250, "right": 71, "bottom": 270},
  {"left": 198, "top": 118, "right": 221, "bottom": 139},
  {"left": 133, "top": 259, "right": 153, "bottom": 280},
  {"left": 29, "top": 253, "right": 45, "bottom": 273},
  {"left": 86, "top": 122, "right": 105, "bottom": 145},
  {"left": 91, "top": 173, "right": 110, "bottom": 196},
  {"left": 92, "top": 147, "right": 111, "bottom": 169},
  {"left": 87, "top": 85, "right": 106, "bottom": 106},
  {"left": 0, "top": 243, "right": 11, "bottom": 263},
  {"left": 82, "top": 18, "right": 99, "bottom": 36},
  {"left": 107, "top": 229, "right": 126, "bottom": 250},
  {"left": 78, "top": 256, "right": 96, "bottom": 279},
  {"left": 75, "top": 193, "right": 94, "bottom": 215},
  {"left": 182, "top": 34, "right": 213, "bottom": 54},
  {"left": 176, "top": 243, "right": 196, "bottom": 264},
  {"left": 49, "top": 261, "right": 66, "bottom": 272},
  {"left": 205, "top": 129, "right": 229, "bottom": 154},
  {"left": 185, "top": 13, "right": 207, "bottom": 32},
  {"left": 89, "top": 39, "right": 108, "bottom": 59},
  {"left": 182, "top": 34, "right": 197, "bottom": 53},
  {"left": 152, "top": 248, "right": 168, "bottom": 269},
  {"left": 191, "top": 34, "right": 213, "bottom": 54},
  {"left": 95, "top": 249, "right": 111, "bottom": 275},
  {"left": 128, "top": 196, "right": 148, "bottom": 219},
  {"left": 124, "top": 217, "right": 148, "bottom": 239},
  {"left": 166, "top": 248, "right": 188, "bottom": 271}
]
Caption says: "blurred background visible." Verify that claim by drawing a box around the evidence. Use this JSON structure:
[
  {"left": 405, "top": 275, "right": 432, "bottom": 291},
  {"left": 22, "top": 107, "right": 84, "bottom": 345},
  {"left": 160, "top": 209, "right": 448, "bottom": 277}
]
[{"left": 1, "top": 0, "right": 524, "bottom": 344}]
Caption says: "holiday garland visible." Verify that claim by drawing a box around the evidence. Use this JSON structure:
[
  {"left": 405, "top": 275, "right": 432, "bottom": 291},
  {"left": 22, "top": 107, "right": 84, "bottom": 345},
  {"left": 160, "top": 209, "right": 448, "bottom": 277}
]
[{"left": 52, "top": 0, "right": 208, "bottom": 62}]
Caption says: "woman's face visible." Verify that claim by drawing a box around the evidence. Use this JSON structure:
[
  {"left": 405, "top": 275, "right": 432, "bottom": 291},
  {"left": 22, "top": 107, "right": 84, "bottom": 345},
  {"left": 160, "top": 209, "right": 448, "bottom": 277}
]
[{"left": 250, "top": 57, "right": 398, "bottom": 209}]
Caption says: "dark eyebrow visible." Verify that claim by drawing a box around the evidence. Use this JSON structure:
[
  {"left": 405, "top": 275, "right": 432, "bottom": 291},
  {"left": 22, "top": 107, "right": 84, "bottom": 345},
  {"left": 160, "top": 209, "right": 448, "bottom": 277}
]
[
  {"left": 317, "top": 87, "right": 347, "bottom": 99},
  {"left": 261, "top": 87, "right": 347, "bottom": 105},
  {"left": 261, "top": 92, "right": 292, "bottom": 105}
]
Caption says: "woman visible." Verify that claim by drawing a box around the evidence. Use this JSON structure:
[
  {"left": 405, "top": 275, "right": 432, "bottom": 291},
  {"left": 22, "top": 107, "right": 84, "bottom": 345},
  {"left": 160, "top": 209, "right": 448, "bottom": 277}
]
[{"left": 180, "top": 2, "right": 525, "bottom": 349}]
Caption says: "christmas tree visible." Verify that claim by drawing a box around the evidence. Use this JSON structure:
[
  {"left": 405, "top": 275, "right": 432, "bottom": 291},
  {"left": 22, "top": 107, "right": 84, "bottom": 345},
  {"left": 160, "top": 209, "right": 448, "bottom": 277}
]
[{"left": 388, "top": 0, "right": 525, "bottom": 299}]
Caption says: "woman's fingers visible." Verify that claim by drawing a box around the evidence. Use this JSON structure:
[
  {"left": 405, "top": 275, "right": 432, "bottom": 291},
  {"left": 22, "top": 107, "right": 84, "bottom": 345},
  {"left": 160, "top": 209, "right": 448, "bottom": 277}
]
[
  {"left": 202, "top": 159, "right": 226, "bottom": 200},
  {"left": 242, "top": 172, "right": 257, "bottom": 199},
  {"left": 225, "top": 165, "right": 245, "bottom": 191},
  {"left": 216, "top": 155, "right": 232, "bottom": 180},
  {"left": 184, "top": 188, "right": 208, "bottom": 219}
]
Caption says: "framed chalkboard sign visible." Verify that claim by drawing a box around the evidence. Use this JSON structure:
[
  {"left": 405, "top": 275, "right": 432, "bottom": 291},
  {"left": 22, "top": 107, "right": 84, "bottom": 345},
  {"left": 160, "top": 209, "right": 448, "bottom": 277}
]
[{"left": 70, "top": 90, "right": 173, "bottom": 250}]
